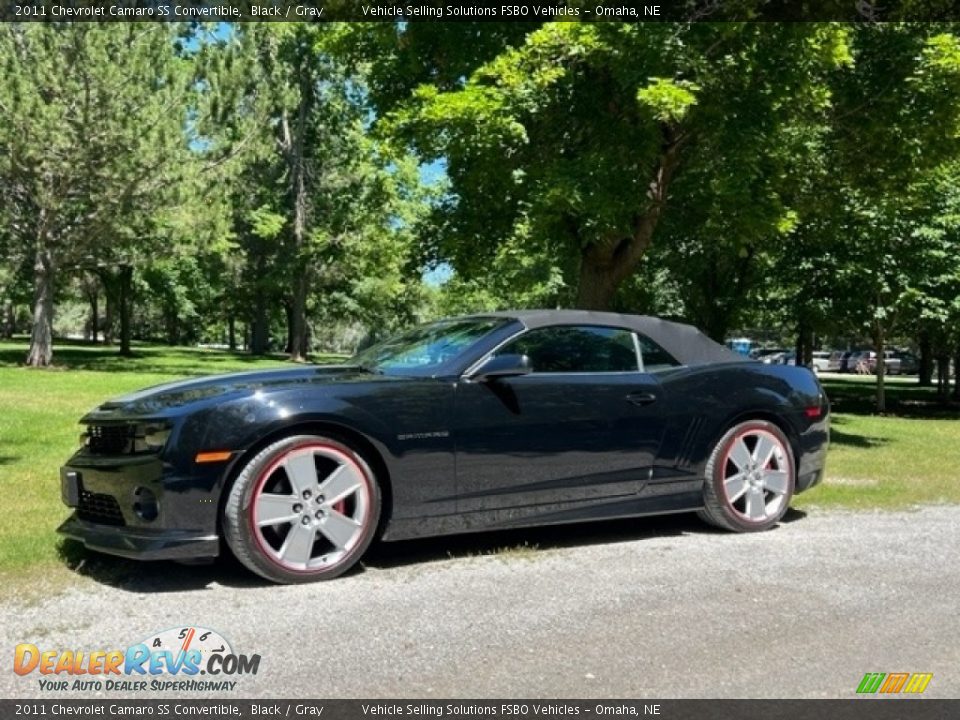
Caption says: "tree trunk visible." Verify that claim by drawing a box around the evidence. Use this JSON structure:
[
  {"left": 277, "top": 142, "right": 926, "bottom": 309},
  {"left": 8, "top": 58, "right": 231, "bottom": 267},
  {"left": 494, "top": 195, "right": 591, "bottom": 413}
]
[
  {"left": 874, "top": 327, "right": 886, "bottom": 413},
  {"left": 281, "top": 62, "right": 313, "bottom": 363},
  {"left": 2, "top": 298, "right": 14, "bottom": 339},
  {"left": 90, "top": 293, "right": 99, "bottom": 344},
  {"left": 290, "top": 270, "right": 309, "bottom": 360},
  {"left": 286, "top": 145, "right": 309, "bottom": 360},
  {"left": 228, "top": 315, "right": 236, "bottom": 351},
  {"left": 936, "top": 353, "right": 950, "bottom": 397},
  {"left": 576, "top": 250, "right": 620, "bottom": 310},
  {"left": 284, "top": 301, "right": 293, "bottom": 355},
  {"left": 918, "top": 330, "right": 933, "bottom": 387},
  {"left": 88, "top": 284, "right": 99, "bottom": 344},
  {"left": 574, "top": 125, "right": 684, "bottom": 310},
  {"left": 702, "top": 315, "right": 729, "bottom": 344},
  {"left": 954, "top": 343, "right": 960, "bottom": 401},
  {"left": 250, "top": 248, "right": 269, "bottom": 355},
  {"left": 164, "top": 307, "right": 179, "bottom": 346},
  {"left": 251, "top": 305, "right": 268, "bottom": 355},
  {"left": 99, "top": 271, "right": 116, "bottom": 345},
  {"left": 795, "top": 322, "right": 807, "bottom": 371},
  {"left": 118, "top": 264, "right": 133, "bottom": 357},
  {"left": 26, "top": 246, "right": 55, "bottom": 367}
]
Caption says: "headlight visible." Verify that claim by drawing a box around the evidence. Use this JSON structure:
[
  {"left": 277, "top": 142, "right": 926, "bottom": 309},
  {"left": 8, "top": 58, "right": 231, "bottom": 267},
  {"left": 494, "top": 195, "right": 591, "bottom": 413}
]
[
  {"left": 80, "top": 422, "right": 171, "bottom": 455},
  {"left": 139, "top": 424, "right": 172, "bottom": 452}
]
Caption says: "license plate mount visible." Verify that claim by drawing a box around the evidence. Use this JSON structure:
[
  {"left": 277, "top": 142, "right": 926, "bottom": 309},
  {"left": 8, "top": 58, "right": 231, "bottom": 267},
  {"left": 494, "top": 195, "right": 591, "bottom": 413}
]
[{"left": 61, "top": 469, "right": 80, "bottom": 507}]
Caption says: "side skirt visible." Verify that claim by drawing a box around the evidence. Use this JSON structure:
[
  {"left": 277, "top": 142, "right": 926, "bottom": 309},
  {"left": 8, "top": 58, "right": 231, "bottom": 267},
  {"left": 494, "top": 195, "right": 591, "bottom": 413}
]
[{"left": 382, "top": 489, "right": 703, "bottom": 542}]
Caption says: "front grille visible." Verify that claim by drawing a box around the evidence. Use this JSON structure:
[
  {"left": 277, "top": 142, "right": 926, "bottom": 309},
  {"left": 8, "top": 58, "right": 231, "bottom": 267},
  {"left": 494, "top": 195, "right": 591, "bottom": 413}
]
[
  {"left": 77, "top": 488, "right": 126, "bottom": 526},
  {"left": 87, "top": 425, "right": 133, "bottom": 455}
]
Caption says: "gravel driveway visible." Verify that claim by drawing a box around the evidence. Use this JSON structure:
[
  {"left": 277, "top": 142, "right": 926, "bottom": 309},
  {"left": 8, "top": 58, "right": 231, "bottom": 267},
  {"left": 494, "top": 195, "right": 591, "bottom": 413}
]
[{"left": 2, "top": 506, "right": 958, "bottom": 698}]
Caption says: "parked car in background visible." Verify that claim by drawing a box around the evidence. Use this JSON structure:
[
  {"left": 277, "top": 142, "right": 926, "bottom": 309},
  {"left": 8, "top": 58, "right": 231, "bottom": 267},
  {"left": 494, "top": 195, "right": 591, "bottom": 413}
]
[
  {"left": 750, "top": 348, "right": 786, "bottom": 365},
  {"left": 827, "top": 351, "right": 844, "bottom": 372},
  {"left": 839, "top": 351, "right": 855, "bottom": 373},
  {"left": 864, "top": 351, "right": 897, "bottom": 375},
  {"left": 761, "top": 351, "right": 798, "bottom": 366},
  {"left": 810, "top": 351, "right": 831, "bottom": 374},
  {"left": 891, "top": 350, "right": 919, "bottom": 375},
  {"left": 758, "top": 349, "right": 788, "bottom": 364},
  {"left": 847, "top": 350, "right": 872, "bottom": 374}
]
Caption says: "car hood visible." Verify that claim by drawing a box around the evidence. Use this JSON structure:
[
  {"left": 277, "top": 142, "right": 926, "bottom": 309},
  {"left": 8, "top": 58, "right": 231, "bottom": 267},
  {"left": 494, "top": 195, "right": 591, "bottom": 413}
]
[{"left": 82, "top": 364, "right": 401, "bottom": 421}]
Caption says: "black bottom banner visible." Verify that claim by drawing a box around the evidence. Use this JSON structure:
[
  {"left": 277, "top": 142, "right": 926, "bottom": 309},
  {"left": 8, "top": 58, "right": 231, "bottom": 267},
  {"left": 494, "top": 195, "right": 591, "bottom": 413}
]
[{"left": 0, "top": 699, "right": 955, "bottom": 720}]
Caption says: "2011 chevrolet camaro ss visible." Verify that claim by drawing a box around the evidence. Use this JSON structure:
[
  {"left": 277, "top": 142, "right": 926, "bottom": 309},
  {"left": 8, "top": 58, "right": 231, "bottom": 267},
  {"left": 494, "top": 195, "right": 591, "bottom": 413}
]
[{"left": 58, "top": 310, "right": 830, "bottom": 583}]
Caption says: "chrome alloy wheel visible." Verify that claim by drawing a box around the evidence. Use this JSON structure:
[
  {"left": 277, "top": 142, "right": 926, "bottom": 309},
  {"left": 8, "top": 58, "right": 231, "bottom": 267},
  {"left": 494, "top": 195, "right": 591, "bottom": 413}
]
[
  {"left": 250, "top": 443, "right": 372, "bottom": 572},
  {"left": 720, "top": 429, "right": 791, "bottom": 523}
]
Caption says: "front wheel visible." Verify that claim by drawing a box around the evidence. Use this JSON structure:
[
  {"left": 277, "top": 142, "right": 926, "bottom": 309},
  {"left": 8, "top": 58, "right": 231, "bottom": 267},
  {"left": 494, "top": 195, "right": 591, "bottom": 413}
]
[
  {"left": 697, "top": 420, "right": 795, "bottom": 532},
  {"left": 223, "top": 434, "right": 381, "bottom": 583}
]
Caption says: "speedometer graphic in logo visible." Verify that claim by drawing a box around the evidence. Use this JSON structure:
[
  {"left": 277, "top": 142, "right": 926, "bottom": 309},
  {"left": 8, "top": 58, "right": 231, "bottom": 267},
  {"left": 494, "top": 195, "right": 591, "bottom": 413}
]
[{"left": 140, "top": 626, "right": 233, "bottom": 664}]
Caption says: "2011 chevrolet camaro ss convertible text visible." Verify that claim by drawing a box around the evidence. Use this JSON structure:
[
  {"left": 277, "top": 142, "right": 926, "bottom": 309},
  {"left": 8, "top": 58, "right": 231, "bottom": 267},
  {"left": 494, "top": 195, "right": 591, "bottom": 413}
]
[{"left": 58, "top": 310, "right": 830, "bottom": 583}]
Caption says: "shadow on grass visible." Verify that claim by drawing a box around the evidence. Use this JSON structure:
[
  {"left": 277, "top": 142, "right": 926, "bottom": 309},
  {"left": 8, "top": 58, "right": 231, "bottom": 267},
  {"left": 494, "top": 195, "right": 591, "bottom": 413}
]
[
  {"left": 56, "top": 508, "right": 808, "bottom": 592},
  {"left": 0, "top": 343, "right": 323, "bottom": 376},
  {"left": 826, "top": 416, "right": 890, "bottom": 449},
  {"left": 828, "top": 429, "right": 889, "bottom": 449},
  {"left": 0, "top": 455, "right": 18, "bottom": 466},
  {"left": 821, "top": 377, "right": 960, "bottom": 420}
]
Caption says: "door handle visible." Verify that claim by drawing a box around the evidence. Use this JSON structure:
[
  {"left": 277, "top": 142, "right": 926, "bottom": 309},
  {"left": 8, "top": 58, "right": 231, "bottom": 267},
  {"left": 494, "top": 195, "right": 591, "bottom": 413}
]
[{"left": 626, "top": 391, "right": 657, "bottom": 406}]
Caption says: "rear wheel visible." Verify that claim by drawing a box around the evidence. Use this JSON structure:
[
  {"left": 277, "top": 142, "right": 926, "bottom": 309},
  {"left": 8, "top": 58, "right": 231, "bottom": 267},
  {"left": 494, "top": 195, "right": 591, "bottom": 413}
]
[
  {"left": 223, "top": 434, "right": 380, "bottom": 584},
  {"left": 697, "top": 420, "right": 795, "bottom": 532}
]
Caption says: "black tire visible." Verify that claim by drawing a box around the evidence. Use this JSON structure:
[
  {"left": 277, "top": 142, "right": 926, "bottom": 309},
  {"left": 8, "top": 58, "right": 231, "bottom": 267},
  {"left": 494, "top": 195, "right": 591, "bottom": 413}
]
[
  {"left": 697, "top": 419, "right": 795, "bottom": 532},
  {"left": 223, "top": 434, "right": 381, "bottom": 584}
]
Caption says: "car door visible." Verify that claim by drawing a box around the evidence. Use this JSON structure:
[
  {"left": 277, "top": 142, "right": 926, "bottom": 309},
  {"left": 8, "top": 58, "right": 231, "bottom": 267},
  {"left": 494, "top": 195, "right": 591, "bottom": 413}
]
[{"left": 452, "top": 324, "right": 668, "bottom": 521}]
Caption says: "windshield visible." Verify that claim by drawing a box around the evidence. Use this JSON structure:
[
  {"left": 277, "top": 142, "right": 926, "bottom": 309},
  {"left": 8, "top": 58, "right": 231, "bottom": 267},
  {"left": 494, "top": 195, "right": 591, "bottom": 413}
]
[{"left": 351, "top": 318, "right": 508, "bottom": 375}]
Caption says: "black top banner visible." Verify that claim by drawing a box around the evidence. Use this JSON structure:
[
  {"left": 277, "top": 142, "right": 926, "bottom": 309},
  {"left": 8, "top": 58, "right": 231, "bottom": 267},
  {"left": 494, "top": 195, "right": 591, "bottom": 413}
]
[{"left": 2, "top": 0, "right": 960, "bottom": 23}]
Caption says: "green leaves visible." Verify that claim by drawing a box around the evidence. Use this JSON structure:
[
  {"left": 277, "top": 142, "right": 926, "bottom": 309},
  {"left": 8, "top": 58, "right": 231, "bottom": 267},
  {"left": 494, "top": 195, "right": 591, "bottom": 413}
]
[
  {"left": 636, "top": 78, "right": 700, "bottom": 123},
  {"left": 248, "top": 206, "right": 286, "bottom": 241}
]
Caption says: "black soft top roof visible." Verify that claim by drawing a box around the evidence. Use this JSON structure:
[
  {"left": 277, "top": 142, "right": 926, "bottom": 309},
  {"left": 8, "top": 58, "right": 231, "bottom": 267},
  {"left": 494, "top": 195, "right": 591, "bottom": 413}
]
[{"left": 470, "top": 309, "right": 747, "bottom": 367}]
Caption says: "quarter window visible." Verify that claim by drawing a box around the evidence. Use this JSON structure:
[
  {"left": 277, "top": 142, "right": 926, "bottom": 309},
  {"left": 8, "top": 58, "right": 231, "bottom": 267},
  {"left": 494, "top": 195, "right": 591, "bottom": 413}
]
[
  {"left": 636, "top": 334, "right": 680, "bottom": 372},
  {"left": 496, "top": 325, "right": 639, "bottom": 373}
]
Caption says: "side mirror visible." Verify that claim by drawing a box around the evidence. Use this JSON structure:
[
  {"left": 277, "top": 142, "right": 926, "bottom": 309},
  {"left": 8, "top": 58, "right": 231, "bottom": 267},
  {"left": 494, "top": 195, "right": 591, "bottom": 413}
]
[{"left": 469, "top": 353, "right": 532, "bottom": 382}]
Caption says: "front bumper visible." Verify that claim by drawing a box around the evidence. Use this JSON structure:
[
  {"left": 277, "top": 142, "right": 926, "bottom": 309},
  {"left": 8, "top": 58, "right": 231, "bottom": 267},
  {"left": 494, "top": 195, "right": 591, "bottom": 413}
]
[
  {"left": 57, "top": 450, "right": 229, "bottom": 561},
  {"left": 57, "top": 515, "right": 219, "bottom": 560}
]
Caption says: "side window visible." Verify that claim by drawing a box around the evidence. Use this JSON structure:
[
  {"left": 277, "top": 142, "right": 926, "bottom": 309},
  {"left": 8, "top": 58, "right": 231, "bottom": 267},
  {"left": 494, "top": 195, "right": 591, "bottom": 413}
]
[
  {"left": 497, "top": 325, "right": 639, "bottom": 373},
  {"left": 636, "top": 333, "right": 680, "bottom": 372}
]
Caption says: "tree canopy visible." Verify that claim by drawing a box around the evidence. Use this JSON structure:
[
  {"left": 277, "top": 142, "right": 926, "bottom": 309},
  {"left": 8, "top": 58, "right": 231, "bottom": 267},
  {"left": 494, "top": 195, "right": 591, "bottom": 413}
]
[{"left": 1, "top": 20, "right": 959, "bottom": 407}]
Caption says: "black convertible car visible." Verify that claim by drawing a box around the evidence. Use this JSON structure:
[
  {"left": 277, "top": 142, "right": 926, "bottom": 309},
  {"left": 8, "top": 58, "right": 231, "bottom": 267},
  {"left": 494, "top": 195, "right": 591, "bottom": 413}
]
[{"left": 58, "top": 310, "right": 829, "bottom": 583}]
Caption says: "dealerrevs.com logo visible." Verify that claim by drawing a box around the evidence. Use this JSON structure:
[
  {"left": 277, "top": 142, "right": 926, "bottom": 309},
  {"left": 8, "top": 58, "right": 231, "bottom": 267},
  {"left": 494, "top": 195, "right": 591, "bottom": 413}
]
[{"left": 13, "top": 626, "right": 260, "bottom": 692}]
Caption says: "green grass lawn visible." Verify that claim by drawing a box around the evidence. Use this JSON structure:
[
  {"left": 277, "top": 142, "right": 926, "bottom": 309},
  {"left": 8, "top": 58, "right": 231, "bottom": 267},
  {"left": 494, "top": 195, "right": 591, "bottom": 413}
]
[
  {"left": 0, "top": 341, "right": 958, "bottom": 580},
  {"left": 796, "top": 374, "right": 960, "bottom": 509},
  {"left": 0, "top": 339, "right": 342, "bottom": 579}
]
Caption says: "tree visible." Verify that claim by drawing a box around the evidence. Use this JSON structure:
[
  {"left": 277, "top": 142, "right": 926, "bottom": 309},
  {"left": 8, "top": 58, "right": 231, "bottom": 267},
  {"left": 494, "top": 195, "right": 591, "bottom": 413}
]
[
  {"left": 0, "top": 24, "right": 195, "bottom": 365},
  {"left": 361, "top": 22, "right": 851, "bottom": 310},
  {"left": 199, "top": 24, "right": 429, "bottom": 360},
  {"left": 785, "top": 25, "right": 960, "bottom": 411}
]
